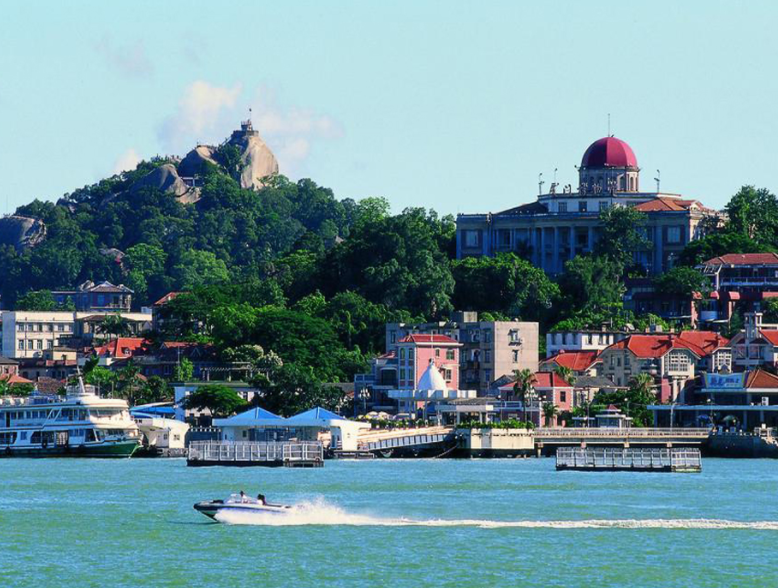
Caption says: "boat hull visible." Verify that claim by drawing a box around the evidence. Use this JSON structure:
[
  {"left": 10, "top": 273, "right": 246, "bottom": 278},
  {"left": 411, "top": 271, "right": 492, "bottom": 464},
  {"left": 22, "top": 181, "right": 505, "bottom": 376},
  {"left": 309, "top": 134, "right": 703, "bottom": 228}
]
[
  {"left": 1, "top": 440, "right": 140, "bottom": 458},
  {"left": 194, "top": 501, "right": 292, "bottom": 520}
]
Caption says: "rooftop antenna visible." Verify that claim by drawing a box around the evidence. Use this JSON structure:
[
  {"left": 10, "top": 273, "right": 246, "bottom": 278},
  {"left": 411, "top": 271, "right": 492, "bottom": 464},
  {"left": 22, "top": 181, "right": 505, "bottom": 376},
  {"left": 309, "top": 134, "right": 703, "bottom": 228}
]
[
  {"left": 538, "top": 173, "right": 544, "bottom": 195},
  {"left": 654, "top": 169, "right": 661, "bottom": 193},
  {"left": 553, "top": 168, "right": 558, "bottom": 183},
  {"left": 607, "top": 113, "right": 611, "bottom": 136}
]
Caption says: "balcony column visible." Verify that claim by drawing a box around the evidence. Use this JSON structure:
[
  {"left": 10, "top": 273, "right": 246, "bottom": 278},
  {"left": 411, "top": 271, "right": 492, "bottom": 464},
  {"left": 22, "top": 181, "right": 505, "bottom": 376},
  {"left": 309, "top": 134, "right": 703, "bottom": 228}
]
[
  {"left": 569, "top": 227, "right": 576, "bottom": 260},
  {"left": 655, "top": 226, "right": 664, "bottom": 274},
  {"left": 552, "top": 226, "right": 560, "bottom": 274},
  {"left": 587, "top": 226, "right": 595, "bottom": 253},
  {"left": 539, "top": 228, "right": 546, "bottom": 271}
]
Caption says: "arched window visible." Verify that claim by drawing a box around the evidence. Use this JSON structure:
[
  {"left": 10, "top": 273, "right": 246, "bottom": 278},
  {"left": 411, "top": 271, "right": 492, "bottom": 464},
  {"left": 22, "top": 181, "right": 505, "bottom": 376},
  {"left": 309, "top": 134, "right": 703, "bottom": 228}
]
[{"left": 400, "top": 348, "right": 405, "bottom": 360}]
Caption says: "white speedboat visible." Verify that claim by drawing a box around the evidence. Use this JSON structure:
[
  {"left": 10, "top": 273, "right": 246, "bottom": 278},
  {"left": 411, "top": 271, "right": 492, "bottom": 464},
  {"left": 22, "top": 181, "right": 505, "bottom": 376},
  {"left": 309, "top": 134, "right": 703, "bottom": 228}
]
[{"left": 194, "top": 494, "right": 293, "bottom": 520}]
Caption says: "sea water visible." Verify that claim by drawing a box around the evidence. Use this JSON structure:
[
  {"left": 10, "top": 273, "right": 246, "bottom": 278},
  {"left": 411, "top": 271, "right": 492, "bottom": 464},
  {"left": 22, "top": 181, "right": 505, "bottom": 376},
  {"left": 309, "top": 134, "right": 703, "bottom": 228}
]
[{"left": 1, "top": 457, "right": 777, "bottom": 587}]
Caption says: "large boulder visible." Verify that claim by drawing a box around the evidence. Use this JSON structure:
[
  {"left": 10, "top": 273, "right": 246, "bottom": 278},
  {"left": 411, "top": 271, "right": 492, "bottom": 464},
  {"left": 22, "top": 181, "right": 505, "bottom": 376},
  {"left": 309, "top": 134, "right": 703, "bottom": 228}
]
[
  {"left": 128, "top": 163, "right": 200, "bottom": 204},
  {"left": 177, "top": 145, "right": 218, "bottom": 178},
  {"left": 0, "top": 216, "right": 46, "bottom": 250},
  {"left": 228, "top": 127, "right": 279, "bottom": 190}
]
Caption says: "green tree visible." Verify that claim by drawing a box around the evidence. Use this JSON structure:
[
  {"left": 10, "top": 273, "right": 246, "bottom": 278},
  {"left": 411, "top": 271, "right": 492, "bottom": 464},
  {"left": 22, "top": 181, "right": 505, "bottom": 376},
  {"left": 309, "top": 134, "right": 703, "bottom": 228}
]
[
  {"left": 171, "top": 250, "right": 229, "bottom": 290},
  {"left": 173, "top": 357, "right": 194, "bottom": 382},
  {"left": 559, "top": 254, "right": 625, "bottom": 315},
  {"left": 15, "top": 290, "right": 57, "bottom": 311},
  {"left": 553, "top": 365, "right": 576, "bottom": 387},
  {"left": 655, "top": 267, "right": 710, "bottom": 298},
  {"left": 97, "top": 314, "right": 132, "bottom": 338},
  {"left": 184, "top": 384, "right": 248, "bottom": 417},
  {"left": 725, "top": 185, "right": 778, "bottom": 242},
  {"left": 452, "top": 253, "right": 560, "bottom": 321},
  {"left": 677, "top": 232, "right": 772, "bottom": 267},
  {"left": 595, "top": 206, "right": 650, "bottom": 268},
  {"left": 542, "top": 402, "right": 559, "bottom": 427},
  {"left": 251, "top": 364, "right": 345, "bottom": 416},
  {"left": 85, "top": 366, "right": 117, "bottom": 396}
]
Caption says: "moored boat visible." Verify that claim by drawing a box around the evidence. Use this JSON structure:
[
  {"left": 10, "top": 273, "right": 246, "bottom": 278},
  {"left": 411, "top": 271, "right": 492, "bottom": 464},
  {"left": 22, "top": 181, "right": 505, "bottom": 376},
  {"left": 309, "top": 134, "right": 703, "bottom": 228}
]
[{"left": 0, "top": 377, "right": 140, "bottom": 457}]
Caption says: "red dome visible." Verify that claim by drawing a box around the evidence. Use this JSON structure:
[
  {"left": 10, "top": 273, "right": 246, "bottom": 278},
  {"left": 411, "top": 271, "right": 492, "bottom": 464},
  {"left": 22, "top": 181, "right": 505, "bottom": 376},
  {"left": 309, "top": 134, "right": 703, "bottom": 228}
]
[{"left": 581, "top": 136, "right": 638, "bottom": 168}]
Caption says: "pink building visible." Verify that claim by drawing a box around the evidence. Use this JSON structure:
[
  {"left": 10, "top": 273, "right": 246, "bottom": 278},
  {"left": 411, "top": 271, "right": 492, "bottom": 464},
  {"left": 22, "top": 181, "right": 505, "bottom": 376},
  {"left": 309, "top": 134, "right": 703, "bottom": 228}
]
[{"left": 396, "top": 335, "right": 461, "bottom": 391}]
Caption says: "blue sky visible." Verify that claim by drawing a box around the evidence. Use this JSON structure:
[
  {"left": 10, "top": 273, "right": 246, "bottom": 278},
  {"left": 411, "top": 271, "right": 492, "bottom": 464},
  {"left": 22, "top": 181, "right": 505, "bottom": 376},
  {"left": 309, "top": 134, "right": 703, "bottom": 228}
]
[{"left": 1, "top": 1, "right": 776, "bottom": 216}]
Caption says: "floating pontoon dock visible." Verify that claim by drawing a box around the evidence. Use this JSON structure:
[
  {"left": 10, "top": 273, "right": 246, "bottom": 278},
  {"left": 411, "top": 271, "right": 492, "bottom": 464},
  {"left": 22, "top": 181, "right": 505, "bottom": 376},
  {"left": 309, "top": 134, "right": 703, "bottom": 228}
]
[
  {"left": 187, "top": 441, "right": 324, "bottom": 467},
  {"left": 556, "top": 447, "right": 701, "bottom": 472}
]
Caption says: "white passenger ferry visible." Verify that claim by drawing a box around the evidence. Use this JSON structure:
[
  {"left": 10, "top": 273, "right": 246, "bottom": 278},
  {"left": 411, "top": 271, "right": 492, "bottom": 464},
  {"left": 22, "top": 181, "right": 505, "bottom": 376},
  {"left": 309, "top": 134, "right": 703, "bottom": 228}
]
[{"left": 0, "top": 378, "right": 140, "bottom": 457}]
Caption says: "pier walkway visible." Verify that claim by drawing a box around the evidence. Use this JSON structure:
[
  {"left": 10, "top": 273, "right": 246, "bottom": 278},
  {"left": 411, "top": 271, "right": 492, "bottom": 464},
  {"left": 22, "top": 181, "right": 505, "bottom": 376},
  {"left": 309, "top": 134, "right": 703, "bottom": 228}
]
[
  {"left": 556, "top": 447, "right": 702, "bottom": 472},
  {"left": 357, "top": 426, "right": 454, "bottom": 454},
  {"left": 536, "top": 427, "right": 709, "bottom": 452},
  {"left": 187, "top": 441, "right": 324, "bottom": 467}
]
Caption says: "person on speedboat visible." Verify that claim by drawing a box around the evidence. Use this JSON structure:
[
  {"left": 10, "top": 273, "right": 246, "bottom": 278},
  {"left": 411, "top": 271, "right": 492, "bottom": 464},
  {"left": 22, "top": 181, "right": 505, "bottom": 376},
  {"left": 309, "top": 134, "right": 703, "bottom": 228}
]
[
  {"left": 239, "top": 490, "right": 250, "bottom": 503},
  {"left": 257, "top": 493, "right": 266, "bottom": 505}
]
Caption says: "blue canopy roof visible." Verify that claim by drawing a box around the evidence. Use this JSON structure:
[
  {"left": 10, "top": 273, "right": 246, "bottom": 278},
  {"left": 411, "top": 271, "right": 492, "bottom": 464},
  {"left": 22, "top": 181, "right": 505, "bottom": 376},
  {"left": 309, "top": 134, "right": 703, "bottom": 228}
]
[
  {"left": 287, "top": 407, "right": 345, "bottom": 422},
  {"left": 213, "top": 406, "right": 285, "bottom": 427}
]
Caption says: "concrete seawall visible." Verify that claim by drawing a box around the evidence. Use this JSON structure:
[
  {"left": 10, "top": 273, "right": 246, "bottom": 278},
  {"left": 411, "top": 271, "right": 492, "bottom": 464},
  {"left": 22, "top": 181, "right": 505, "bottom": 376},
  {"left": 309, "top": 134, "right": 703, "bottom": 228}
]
[
  {"left": 457, "top": 428, "right": 534, "bottom": 457},
  {"left": 705, "top": 433, "right": 778, "bottom": 458}
]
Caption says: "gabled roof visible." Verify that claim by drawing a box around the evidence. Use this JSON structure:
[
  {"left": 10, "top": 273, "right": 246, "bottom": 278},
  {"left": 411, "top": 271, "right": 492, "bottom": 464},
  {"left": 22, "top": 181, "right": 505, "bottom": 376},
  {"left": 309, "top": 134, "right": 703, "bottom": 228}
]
[
  {"left": 287, "top": 407, "right": 345, "bottom": 422},
  {"left": 398, "top": 334, "right": 459, "bottom": 345},
  {"left": 94, "top": 337, "right": 149, "bottom": 359},
  {"left": 1, "top": 373, "right": 33, "bottom": 385},
  {"left": 676, "top": 331, "right": 729, "bottom": 354},
  {"left": 498, "top": 371, "right": 572, "bottom": 390},
  {"left": 543, "top": 350, "right": 600, "bottom": 372},
  {"left": 634, "top": 197, "right": 706, "bottom": 213},
  {"left": 154, "top": 292, "right": 183, "bottom": 306},
  {"left": 759, "top": 331, "right": 778, "bottom": 346},
  {"left": 702, "top": 253, "right": 778, "bottom": 267},
  {"left": 745, "top": 369, "right": 778, "bottom": 390},
  {"left": 532, "top": 371, "right": 573, "bottom": 389},
  {"left": 496, "top": 201, "right": 548, "bottom": 216},
  {"left": 605, "top": 334, "right": 707, "bottom": 358},
  {"left": 213, "top": 406, "right": 284, "bottom": 427}
]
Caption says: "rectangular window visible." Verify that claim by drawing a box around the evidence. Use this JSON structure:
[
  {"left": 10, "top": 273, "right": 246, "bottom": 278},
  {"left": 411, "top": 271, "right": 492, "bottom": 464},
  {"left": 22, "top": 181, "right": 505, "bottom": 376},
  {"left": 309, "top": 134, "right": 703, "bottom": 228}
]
[
  {"left": 18, "top": 341, "right": 24, "bottom": 350},
  {"left": 669, "top": 352, "right": 690, "bottom": 372},
  {"left": 498, "top": 229, "right": 511, "bottom": 247},
  {"left": 560, "top": 391, "right": 567, "bottom": 403},
  {"left": 35, "top": 340, "right": 42, "bottom": 350},
  {"left": 57, "top": 324, "right": 64, "bottom": 332},
  {"left": 512, "top": 350, "right": 519, "bottom": 362},
  {"left": 558, "top": 202, "right": 568, "bottom": 213},
  {"left": 446, "top": 349, "right": 455, "bottom": 360},
  {"left": 27, "top": 340, "right": 33, "bottom": 350},
  {"left": 484, "top": 350, "right": 491, "bottom": 363},
  {"left": 46, "top": 340, "right": 53, "bottom": 349},
  {"left": 484, "top": 369, "right": 492, "bottom": 383},
  {"left": 400, "top": 368, "right": 406, "bottom": 381},
  {"left": 599, "top": 201, "right": 609, "bottom": 211},
  {"left": 390, "top": 332, "right": 396, "bottom": 344},
  {"left": 435, "top": 349, "right": 440, "bottom": 357},
  {"left": 17, "top": 324, "right": 24, "bottom": 332},
  {"left": 464, "top": 230, "right": 480, "bottom": 248},
  {"left": 667, "top": 227, "right": 682, "bottom": 243},
  {"left": 444, "top": 369, "right": 452, "bottom": 381},
  {"left": 578, "top": 201, "right": 588, "bottom": 212}
]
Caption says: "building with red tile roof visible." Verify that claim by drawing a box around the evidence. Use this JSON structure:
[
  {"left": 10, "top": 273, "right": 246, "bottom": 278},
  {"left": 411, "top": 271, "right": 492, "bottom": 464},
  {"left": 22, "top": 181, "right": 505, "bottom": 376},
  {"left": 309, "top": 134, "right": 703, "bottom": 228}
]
[
  {"left": 540, "top": 350, "right": 601, "bottom": 375},
  {"left": 698, "top": 254, "right": 778, "bottom": 323},
  {"left": 599, "top": 332, "right": 731, "bottom": 403},
  {"left": 457, "top": 135, "right": 718, "bottom": 276}
]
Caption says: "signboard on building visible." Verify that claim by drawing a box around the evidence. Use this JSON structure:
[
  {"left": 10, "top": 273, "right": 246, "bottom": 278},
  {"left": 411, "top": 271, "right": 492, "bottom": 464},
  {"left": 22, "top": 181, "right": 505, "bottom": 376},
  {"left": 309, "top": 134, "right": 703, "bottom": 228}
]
[{"left": 704, "top": 373, "right": 744, "bottom": 390}]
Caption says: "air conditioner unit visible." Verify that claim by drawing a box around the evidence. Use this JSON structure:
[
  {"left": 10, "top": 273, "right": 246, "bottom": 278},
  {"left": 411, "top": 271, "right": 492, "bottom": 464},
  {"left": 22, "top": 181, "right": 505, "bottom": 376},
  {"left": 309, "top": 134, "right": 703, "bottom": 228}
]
[{"left": 762, "top": 397, "right": 770, "bottom": 406}]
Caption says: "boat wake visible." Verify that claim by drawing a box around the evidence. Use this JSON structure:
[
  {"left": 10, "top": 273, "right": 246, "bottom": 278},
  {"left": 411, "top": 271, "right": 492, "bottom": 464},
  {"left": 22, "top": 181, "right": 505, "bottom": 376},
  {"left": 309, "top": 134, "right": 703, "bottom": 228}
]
[{"left": 213, "top": 499, "right": 778, "bottom": 530}]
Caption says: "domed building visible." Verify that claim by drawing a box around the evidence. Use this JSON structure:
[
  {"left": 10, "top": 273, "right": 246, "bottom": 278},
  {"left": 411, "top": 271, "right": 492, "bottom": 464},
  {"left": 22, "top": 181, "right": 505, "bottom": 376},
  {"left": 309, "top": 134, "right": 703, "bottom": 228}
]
[{"left": 456, "top": 136, "right": 717, "bottom": 276}]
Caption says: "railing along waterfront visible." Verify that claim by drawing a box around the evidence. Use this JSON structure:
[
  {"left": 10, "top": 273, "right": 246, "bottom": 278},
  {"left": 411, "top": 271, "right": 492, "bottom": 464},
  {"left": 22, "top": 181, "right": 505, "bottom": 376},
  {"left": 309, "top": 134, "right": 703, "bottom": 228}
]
[
  {"left": 556, "top": 447, "right": 702, "bottom": 472},
  {"left": 536, "top": 428, "right": 709, "bottom": 438},
  {"left": 187, "top": 441, "right": 323, "bottom": 466}
]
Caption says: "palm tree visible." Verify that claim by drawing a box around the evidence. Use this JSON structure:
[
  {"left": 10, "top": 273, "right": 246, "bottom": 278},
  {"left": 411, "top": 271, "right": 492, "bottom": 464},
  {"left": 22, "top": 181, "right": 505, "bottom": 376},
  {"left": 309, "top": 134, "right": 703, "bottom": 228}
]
[
  {"left": 97, "top": 314, "right": 131, "bottom": 340},
  {"left": 512, "top": 368, "right": 534, "bottom": 422},
  {"left": 554, "top": 365, "right": 576, "bottom": 387},
  {"left": 630, "top": 373, "right": 655, "bottom": 396},
  {"left": 542, "top": 402, "right": 559, "bottom": 427}
]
